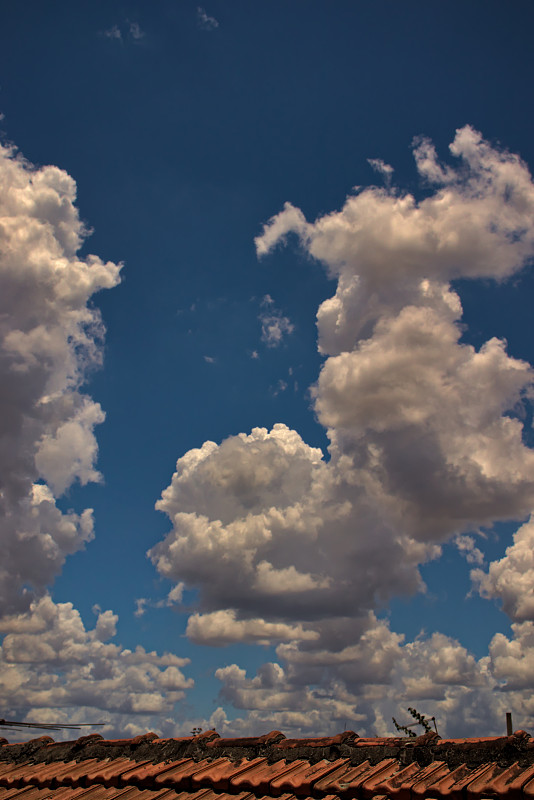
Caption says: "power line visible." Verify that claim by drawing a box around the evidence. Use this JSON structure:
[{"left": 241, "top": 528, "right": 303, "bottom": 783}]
[{"left": 0, "top": 718, "right": 104, "bottom": 734}]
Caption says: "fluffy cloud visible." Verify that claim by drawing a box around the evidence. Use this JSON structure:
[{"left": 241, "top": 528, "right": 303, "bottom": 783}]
[
  {"left": 254, "top": 127, "right": 534, "bottom": 544},
  {"left": 212, "top": 619, "right": 485, "bottom": 737},
  {"left": 212, "top": 616, "right": 534, "bottom": 738},
  {"left": 257, "top": 128, "right": 534, "bottom": 357},
  {"left": 258, "top": 295, "right": 295, "bottom": 347},
  {"left": 186, "top": 609, "right": 318, "bottom": 646},
  {"left": 317, "top": 290, "right": 534, "bottom": 541},
  {"left": 150, "top": 422, "right": 434, "bottom": 627},
  {"left": 0, "top": 596, "right": 193, "bottom": 735},
  {"left": 488, "top": 621, "right": 534, "bottom": 690},
  {"left": 0, "top": 139, "right": 204, "bottom": 738},
  {"left": 257, "top": 126, "right": 534, "bottom": 297},
  {"left": 455, "top": 534, "right": 484, "bottom": 565},
  {"left": 154, "top": 423, "right": 323, "bottom": 531},
  {"left": 0, "top": 143, "right": 121, "bottom": 615},
  {"left": 152, "top": 127, "right": 534, "bottom": 736},
  {"left": 472, "top": 516, "right": 534, "bottom": 620}
]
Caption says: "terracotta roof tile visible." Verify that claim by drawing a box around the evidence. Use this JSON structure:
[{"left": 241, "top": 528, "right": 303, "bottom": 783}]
[
  {"left": 170, "top": 792, "right": 216, "bottom": 800},
  {"left": 154, "top": 758, "right": 229, "bottom": 789},
  {"left": 0, "top": 789, "right": 54, "bottom": 799},
  {"left": 190, "top": 757, "right": 267, "bottom": 792},
  {"left": 112, "top": 759, "right": 184, "bottom": 790},
  {"left": 319, "top": 760, "right": 382, "bottom": 798},
  {"left": 269, "top": 758, "right": 349, "bottom": 795},
  {"left": 503, "top": 765, "right": 534, "bottom": 800},
  {"left": 439, "top": 762, "right": 498, "bottom": 800},
  {"left": 404, "top": 760, "right": 451, "bottom": 800},
  {"left": 230, "top": 758, "right": 312, "bottom": 795},
  {"left": 0, "top": 763, "right": 28, "bottom": 783},
  {"left": 3, "top": 729, "right": 534, "bottom": 800},
  {"left": 368, "top": 760, "right": 422, "bottom": 800},
  {"left": 22, "top": 759, "right": 79, "bottom": 789},
  {"left": 467, "top": 762, "right": 510, "bottom": 800},
  {"left": 355, "top": 758, "right": 404, "bottom": 797},
  {"left": 183, "top": 791, "right": 257, "bottom": 800},
  {"left": 47, "top": 758, "right": 103, "bottom": 788},
  {"left": 521, "top": 771, "right": 534, "bottom": 799},
  {"left": 313, "top": 760, "right": 361, "bottom": 794}
]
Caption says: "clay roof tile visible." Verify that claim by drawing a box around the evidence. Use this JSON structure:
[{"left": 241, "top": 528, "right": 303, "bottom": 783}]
[{"left": 2, "top": 728, "right": 534, "bottom": 800}]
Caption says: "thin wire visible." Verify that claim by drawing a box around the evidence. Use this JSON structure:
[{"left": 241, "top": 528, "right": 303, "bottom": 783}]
[{"left": 0, "top": 719, "right": 104, "bottom": 732}]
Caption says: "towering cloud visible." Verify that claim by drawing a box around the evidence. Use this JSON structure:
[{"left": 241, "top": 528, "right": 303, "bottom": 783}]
[
  {"left": 154, "top": 127, "right": 534, "bottom": 735},
  {"left": 0, "top": 143, "right": 121, "bottom": 615},
  {"left": 0, "top": 141, "right": 194, "bottom": 736}
]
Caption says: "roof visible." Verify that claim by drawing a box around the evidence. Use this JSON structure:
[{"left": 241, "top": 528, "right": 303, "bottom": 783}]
[{"left": 2, "top": 728, "right": 534, "bottom": 800}]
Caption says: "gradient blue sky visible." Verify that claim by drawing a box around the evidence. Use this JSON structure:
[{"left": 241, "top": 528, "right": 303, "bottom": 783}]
[{"left": 1, "top": 1, "right": 534, "bottom": 738}]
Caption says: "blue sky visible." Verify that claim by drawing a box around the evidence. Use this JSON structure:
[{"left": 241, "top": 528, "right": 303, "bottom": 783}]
[{"left": 1, "top": 0, "right": 534, "bottom": 739}]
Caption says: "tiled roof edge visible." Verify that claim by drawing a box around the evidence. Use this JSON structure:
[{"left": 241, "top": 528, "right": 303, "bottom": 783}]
[{"left": 0, "top": 729, "right": 533, "bottom": 770}]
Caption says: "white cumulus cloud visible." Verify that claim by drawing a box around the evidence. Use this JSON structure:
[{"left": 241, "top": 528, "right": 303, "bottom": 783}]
[
  {"left": 0, "top": 143, "right": 121, "bottom": 615},
  {"left": 472, "top": 515, "right": 534, "bottom": 620},
  {"left": 186, "top": 609, "right": 318, "bottom": 646},
  {"left": 0, "top": 596, "right": 193, "bottom": 735},
  {"left": 0, "top": 138, "right": 199, "bottom": 738},
  {"left": 152, "top": 127, "right": 534, "bottom": 736}
]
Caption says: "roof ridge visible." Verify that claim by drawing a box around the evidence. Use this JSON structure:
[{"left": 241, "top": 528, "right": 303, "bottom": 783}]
[{"left": 0, "top": 728, "right": 532, "bottom": 775}]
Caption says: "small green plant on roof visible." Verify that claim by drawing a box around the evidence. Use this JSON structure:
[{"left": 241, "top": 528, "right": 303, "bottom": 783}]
[{"left": 392, "top": 707, "right": 439, "bottom": 737}]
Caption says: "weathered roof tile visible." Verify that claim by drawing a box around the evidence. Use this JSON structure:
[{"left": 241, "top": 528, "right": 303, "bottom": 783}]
[{"left": 2, "top": 729, "right": 534, "bottom": 800}]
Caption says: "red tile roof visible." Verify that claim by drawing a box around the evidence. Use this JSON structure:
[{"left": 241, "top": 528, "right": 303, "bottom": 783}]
[{"left": 1, "top": 729, "right": 534, "bottom": 800}]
